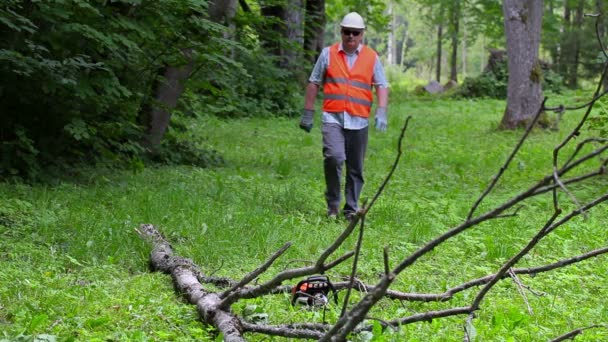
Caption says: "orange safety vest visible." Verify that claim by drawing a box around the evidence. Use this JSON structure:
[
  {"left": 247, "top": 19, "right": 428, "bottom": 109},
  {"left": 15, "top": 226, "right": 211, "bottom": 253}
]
[{"left": 322, "top": 43, "right": 376, "bottom": 118}]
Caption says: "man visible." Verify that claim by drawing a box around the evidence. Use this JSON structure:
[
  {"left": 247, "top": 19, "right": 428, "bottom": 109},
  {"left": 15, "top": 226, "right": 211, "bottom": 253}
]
[{"left": 299, "top": 12, "right": 389, "bottom": 222}]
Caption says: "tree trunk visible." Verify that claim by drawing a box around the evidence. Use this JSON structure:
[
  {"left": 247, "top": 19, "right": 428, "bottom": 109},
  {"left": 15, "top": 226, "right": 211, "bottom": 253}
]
[
  {"left": 597, "top": 0, "right": 608, "bottom": 91},
  {"left": 304, "top": 0, "right": 325, "bottom": 64},
  {"left": 388, "top": 2, "right": 396, "bottom": 65},
  {"left": 449, "top": 0, "right": 460, "bottom": 82},
  {"left": 260, "top": 0, "right": 303, "bottom": 68},
  {"left": 436, "top": 23, "right": 443, "bottom": 82},
  {"left": 500, "top": 0, "right": 544, "bottom": 129},
  {"left": 144, "top": 0, "right": 237, "bottom": 151},
  {"left": 547, "top": 0, "right": 560, "bottom": 71},
  {"left": 145, "top": 49, "right": 194, "bottom": 149},
  {"left": 567, "top": 0, "right": 584, "bottom": 88},
  {"left": 558, "top": 2, "right": 572, "bottom": 84},
  {"left": 285, "top": 0, "right": 303, "bottom": 68},
  {"left": 209, "top": 0, "right": 239, "bottom": 25},
  {"left": 260, "top": 4, "right": 285, "bottom": 58},
  {"left": 462, "top": 18, "right": 467, "bottom": 79}
]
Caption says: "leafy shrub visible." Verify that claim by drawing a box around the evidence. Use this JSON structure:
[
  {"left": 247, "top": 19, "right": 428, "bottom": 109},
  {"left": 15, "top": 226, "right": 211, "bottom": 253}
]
[
  {"left": 454, "top": 55, "right": 563, "bottom": 99},
  {"left": 455, "top": 57, "right": 508, "bottom": 99},
  {"left": 0, "top": 199, "right": 34, "bottom": 230},
  {"left": 186, "top": 49, "right": 300, "bottom": 119},
  {"left": 0, "top": 1, "right": 302, "bottom": 180},
  {"left": 150, "top": 133, "right": 224, "bottom": 168},
  {"left": 590, "top": 97, "right": 608, "bottom": 137},
  {"left": 542, "top": 68, "right": 564, "bottom": 94},
  {"left": 457, "top": 71, "right": 508, "bottom": 99}
]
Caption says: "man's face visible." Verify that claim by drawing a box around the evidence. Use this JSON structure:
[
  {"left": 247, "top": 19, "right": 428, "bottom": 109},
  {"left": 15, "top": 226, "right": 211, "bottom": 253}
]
[{"left": 341, "top": 28, "right": 364, "bottom": 52}]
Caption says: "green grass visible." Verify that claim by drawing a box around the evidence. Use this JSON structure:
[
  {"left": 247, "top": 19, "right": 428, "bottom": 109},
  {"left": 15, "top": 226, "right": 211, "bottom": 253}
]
[{"left": 1, "top": 94, "right": 607, "bottom": 341}]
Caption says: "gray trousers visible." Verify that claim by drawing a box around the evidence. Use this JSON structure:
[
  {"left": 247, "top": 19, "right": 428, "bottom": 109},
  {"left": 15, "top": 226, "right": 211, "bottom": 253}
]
[{"left": 322, "top": 123, "right": 369, "bottom": 215}]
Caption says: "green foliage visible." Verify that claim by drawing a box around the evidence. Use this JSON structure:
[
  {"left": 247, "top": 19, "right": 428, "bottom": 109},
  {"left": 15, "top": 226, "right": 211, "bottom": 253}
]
[
  {"left": 186, "top": 49, "right": 300, "bottom": 119},
  {"left": 0, "top": 198, "right": 34, "bottom": 231},
  {"left": 1, "top": 96, "right": 607, "bottom": 340},
  {"left": 590, "top": 95, "right": 608, "bottom": 137},
  {"left": 456, "top": 59, "right": 508, "bottom": 99},
  {"left": 458, "top": 70, "right": 507, "bottom": 99},
  {"left": 455, "top": 56, "right": 563, "bottom": 99},
  {"left": 150, "top": 133, "right": 224, "bottom": 168},
  {"left": 326, "top": 0, "right": 389, "bottom": 32},
  {"left": 0, "top": 0, "right": 303, "bottom": 180}
]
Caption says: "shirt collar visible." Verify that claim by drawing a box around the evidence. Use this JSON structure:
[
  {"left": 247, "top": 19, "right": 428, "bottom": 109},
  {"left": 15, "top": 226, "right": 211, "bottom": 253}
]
[{"left": 338, "top": 43, "right": 362, "bottom": 55}]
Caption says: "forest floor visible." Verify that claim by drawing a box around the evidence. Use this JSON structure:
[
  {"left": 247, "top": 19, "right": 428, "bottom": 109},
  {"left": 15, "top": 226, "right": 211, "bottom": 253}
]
[{"left": 1, "top": 92, "right": 607, "bottom": 341}]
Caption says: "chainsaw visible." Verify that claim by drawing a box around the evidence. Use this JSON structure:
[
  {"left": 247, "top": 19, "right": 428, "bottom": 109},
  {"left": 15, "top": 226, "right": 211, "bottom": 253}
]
[{"left": 291, "top": 275, "right": 338, "bottom": 307}]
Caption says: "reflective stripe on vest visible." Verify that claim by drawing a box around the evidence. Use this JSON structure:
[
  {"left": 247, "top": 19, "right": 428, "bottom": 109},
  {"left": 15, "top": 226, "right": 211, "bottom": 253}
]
[{"left": 322, "top": 43, "right": 376, "bottom": 118}]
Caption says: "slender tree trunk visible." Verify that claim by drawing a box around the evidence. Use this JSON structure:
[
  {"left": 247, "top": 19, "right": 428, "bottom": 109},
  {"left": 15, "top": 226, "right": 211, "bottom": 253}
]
[
  {"left": 559, "top": 2, "right": 572, "bottom": 84},
  {"left": 145, "top": 50, "right": 194, "bottom": 149},
  {"left": 597, "top": 0, "right": 608, "bottom": 91},
  {"left": 547, "top": 0, "right": 560, "bottom": 69},
  {"left": 260, "top": 5, "right": 285, "bottom": 57},
  {"left": 143, "top": 0, "right": 238, "bottom": 150},
  {"left": 285, "top": 0, "right": 303, "bottom": 68},
  {"left": 567, "top": 0, "right": 584, "bottom": 88},
  {"left": 388, "top": 2, "right": 396, "bottom": 65},
  {"left": 462, "top": 19, "right": 467, "bottom": 79},
  {"left": 500, "top": 0, "right": 544, "bottom": 129},
  {"left": 449, "top": 0, "right": 460, "bottom": 82},
  {"left": 209, "top": 0, "right": 239, "bottom": 25},
  {"left": 304, "top": 0, "right": 325, "bottom": 64},
  {"left": 436, "top": 23, "right": 443, "bottom": 82},
  {"left": 480, "top": 36, "right": 485, "bottom": 72}
]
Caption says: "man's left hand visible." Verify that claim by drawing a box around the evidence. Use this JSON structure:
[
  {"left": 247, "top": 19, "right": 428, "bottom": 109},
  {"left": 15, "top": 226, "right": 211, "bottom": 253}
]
[{"left": 375, "top": 107, "right": 387, "bottom": 132}]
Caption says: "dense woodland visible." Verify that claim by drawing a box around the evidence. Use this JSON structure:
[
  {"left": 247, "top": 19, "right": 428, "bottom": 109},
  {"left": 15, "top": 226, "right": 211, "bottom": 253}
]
[{"left": 1, "top": 0, "right": 608, "bottom": 181}]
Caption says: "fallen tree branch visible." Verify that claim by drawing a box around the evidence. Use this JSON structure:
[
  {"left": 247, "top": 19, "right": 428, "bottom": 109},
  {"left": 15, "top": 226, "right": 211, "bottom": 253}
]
[
  {"left": 136, "top": 224, "right": 246, "bottom": 341},
  {"left": 550, "top": 324, "right": 607, "bottom": 342}
]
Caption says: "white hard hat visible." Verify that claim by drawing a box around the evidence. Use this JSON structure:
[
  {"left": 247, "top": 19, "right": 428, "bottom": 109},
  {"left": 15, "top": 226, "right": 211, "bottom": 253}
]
[{"left": 340, "top": 12, "right": 365, "bottom": 29}]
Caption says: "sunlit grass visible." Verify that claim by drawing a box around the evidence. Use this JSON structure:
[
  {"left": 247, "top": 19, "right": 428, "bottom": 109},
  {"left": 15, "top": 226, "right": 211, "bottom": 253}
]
[{"left": 1, "top": 92, "right": 607, "bottom": 341}]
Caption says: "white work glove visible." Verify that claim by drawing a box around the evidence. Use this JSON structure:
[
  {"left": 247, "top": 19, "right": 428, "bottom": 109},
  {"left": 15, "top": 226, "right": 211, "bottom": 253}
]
[
  {"left": 375, "top": 107, "right": 387, "bottom": 132},
  {"left": 299, "top": 109, "right": 314, "bottom": 133}
]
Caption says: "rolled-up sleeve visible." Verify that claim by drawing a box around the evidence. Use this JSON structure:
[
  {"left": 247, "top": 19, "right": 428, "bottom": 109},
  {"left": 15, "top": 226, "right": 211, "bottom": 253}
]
[
  {"left": 308, "top": 48, "right": 330, "bottom": 84},
  {"left": 372, "top": 57, "right": 389, "bottom": 88}
]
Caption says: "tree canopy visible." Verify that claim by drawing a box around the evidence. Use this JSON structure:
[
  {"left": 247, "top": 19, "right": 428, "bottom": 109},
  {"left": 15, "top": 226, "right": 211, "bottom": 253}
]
[{"left": 1, "top": 0, "right": 607, "bottom": 180}]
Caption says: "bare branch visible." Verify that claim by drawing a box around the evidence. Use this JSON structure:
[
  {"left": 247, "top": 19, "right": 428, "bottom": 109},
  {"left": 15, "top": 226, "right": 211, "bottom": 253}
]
[
  {"left": 508, "top": 268, "right": 533, "bottom": 315},
  {"left": 241, "top": 321, "right": 327, "bottom": 339},
  {"left": 390, "top": 306, "right": 473, "bottom": 326},
  {"left": 366, "top": 116, "right": 412, "bottom": 211},
  {"left": 563, "top": 138, "right": 608, "bottom": 169},
  {"left": 550, "top": 324, "right": 607, "bottom": 342},
  {"left": 383, "top": 246, "right": 390, "bottom": 276},
  {"left": 220, "top": 242, "right": 291, "bottom": 302},
  {"left": 340, "top": 216, "right": 366, "bottom": 317},
  {"left": 467, "top": 98, "right": 547, "bottom": 221}
]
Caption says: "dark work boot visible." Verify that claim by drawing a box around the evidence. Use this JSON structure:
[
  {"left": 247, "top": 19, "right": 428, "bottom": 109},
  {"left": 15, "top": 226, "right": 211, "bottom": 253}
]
[{"left": 327, "top": 206, "right": 340, "bottom": 220}]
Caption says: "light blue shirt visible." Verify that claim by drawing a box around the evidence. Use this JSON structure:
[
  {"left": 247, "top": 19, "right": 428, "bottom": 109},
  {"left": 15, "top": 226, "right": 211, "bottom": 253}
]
[{"left": 309, "top": 43, "right": 389, "bottom": 130}]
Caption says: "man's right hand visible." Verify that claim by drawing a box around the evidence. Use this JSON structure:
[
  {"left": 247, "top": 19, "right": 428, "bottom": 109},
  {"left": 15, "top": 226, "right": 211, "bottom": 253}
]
[{"left": 299, "top": 109, "right": 314, "bottom": 133}]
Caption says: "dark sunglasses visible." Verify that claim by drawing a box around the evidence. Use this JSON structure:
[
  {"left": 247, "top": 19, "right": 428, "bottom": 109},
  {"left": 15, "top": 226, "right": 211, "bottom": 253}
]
[{"left": 341, "top": 29, "right": 362, "bottom": 37}]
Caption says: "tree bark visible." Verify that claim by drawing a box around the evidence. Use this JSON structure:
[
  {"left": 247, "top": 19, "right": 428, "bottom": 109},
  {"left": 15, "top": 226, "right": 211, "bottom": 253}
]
[
  {"left": 145, "top": 49, "right": 194, "bottom": 149},
  {"left": 566, "top": 0, "right": 584, "bottom": 88},
  {"left": 558, "top": 1, "right": 572, "bottom": 84},
  {"left": 436, "top": 22, "right": 443, "bottom": 82},
  {"left": 209, "top": 0, "right": 238, "bottom": 24},
  {"left": 260, "top": 0, "right": 303, "bottom": 68},
  {"left": 285, "top": 0, "right": 303, "bottom": 68},
  {"left": 144, "top": 0, "right": 238, "bottom": 151},
  {"left": 449, "top": 0, "right": 460, "bottom": 82},
  {"left": 500, "top": 0, "right": 544, "bottom": 129},
  {"left": 304, "top": 0, "right": 325, "bottom": 64}
]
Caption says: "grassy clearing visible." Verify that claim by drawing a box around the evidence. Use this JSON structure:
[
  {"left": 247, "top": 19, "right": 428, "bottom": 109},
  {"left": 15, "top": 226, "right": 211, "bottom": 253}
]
[{"left": 1, "top": 93, "right": 607, "bottom": 341}]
